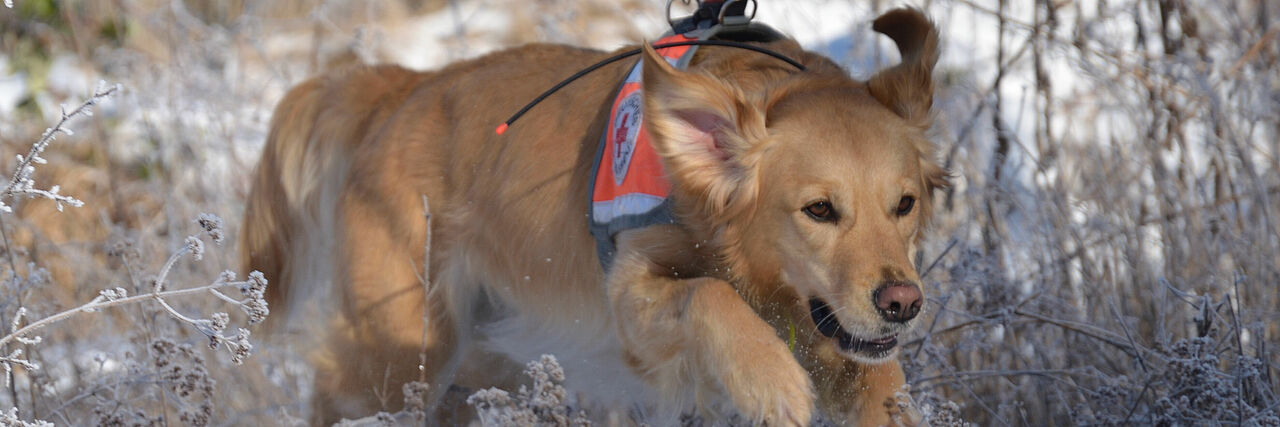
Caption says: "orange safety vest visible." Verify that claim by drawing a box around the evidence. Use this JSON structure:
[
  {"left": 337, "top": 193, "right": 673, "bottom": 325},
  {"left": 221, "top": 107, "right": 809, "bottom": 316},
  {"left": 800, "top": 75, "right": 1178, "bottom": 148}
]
[{"left": 588, "top": 34, "right": 699, "bottom": 269}]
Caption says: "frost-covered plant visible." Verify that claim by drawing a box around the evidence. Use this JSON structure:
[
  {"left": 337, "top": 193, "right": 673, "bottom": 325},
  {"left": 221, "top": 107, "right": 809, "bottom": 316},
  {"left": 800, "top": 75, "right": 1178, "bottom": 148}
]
[
  {"left": 468, "top": 355, "right": 590, "bottom": 427},
  {"left": 461, "top": 357, "right": 963, "bottom": 426},
  {"left": 150, "top": 338, "right": 215, "bottom": 426},
  {"left": 0, "top": 215, "right": 269, "bottom": 368},
  {"left": 1, "top": 83, "right": 121, "bottom": 381},
  {"left": 0, "top": 75, "right": 270, "bottom": 425},
  {"left": 4, "top": 225, "right": 261, "bottom": 423},
  {"left": 0, "top": 81, "right": 119, "bottom": 213},
  {"left": 1074, "top": 330, "right": 1280, "bottom": 426},
  {"left": 0, "top": 214, "right": 269, "bottom": 425},
  {"left": 889, "top": 385, "right": 971, "bottom": 427},
  {"left": 1, "top": 406, "right": 51, "bottom": 427},
  {"left": 401, "top": 380, "right": 431, "bottom": 422}
]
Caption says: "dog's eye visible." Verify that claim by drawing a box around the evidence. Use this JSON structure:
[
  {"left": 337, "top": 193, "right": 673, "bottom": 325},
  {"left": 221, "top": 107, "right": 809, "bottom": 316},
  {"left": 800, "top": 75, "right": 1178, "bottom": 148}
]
[
  {"left": 804, "top": 201, "right": 838, "bottom": 222},
  {"left": 895, "top": 196, "right": 916, "bottom": 216}
]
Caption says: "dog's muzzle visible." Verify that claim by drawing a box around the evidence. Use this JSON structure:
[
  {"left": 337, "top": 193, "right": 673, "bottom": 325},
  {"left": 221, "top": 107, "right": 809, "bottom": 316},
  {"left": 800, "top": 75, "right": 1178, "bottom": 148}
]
[{"left": 809, "top": 298, "right": 899, "bottom": 358}]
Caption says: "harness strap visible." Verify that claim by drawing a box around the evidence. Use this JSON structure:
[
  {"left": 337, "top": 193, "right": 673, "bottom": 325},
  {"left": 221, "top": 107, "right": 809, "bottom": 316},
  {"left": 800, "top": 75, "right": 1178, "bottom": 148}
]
[
  {"left": 584, "top": 11, "right": 801, "bottom": 271},
  {"left": 587, "top": 34, "right": 698, "bottom": 270}
]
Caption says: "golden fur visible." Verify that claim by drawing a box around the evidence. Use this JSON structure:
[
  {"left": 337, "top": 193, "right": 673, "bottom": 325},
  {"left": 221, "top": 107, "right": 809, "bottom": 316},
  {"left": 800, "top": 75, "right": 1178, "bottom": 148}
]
[{"left": 242, "top": 8, "right": 946, "bottom": 425}]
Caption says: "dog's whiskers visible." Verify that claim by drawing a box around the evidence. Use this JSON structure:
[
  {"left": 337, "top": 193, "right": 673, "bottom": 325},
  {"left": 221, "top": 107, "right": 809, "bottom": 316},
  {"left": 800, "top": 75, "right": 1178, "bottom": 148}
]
[{"left": 804, "top": 302, "right": 852, "bottom": 343}]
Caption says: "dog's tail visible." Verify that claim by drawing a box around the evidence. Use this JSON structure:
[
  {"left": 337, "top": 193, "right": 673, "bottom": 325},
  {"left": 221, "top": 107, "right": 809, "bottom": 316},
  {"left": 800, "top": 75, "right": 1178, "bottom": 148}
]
[
  {"left": 242, "top": 66, "right": 425, "bottom": 323},
  {"left": 241, "top": 76, "right": 329, "bottom": 315}
]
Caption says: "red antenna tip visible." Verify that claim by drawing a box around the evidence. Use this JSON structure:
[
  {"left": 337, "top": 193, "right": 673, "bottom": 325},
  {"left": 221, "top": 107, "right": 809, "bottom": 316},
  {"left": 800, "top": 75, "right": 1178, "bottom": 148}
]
[{"left": 495, "top": 123, "right": 509, "bottom": 135}]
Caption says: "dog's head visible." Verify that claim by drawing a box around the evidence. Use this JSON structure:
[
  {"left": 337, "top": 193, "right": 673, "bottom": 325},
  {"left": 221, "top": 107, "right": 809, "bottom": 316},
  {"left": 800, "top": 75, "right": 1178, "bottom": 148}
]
[{"left": 643, "top": 8, "right": 946, "bottom": 363}]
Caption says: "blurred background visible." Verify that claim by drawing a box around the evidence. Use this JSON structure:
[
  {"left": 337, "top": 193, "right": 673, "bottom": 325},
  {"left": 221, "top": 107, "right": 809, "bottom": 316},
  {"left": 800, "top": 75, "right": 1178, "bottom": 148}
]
[{"left": 0, "top": 0, "right": 1276, "bottom": 425}]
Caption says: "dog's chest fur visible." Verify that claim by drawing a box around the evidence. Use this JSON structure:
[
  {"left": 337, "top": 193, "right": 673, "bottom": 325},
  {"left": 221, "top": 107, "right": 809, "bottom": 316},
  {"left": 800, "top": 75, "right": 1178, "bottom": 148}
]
[{"left": 476, "top": 305, "right": 687, "bottom": 419}]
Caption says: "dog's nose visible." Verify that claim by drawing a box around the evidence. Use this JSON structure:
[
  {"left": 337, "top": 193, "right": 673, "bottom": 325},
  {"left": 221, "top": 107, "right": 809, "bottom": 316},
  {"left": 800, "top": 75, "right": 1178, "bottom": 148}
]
[{"left": 874, "top": 282, "right": 922, "bottom": 323}]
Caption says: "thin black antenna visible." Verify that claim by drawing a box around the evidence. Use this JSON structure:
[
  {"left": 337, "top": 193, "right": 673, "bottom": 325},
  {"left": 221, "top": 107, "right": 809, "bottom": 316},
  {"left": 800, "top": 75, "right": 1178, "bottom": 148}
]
[{"left": 495, "top": 40, "right": 804, "bottom": 135}]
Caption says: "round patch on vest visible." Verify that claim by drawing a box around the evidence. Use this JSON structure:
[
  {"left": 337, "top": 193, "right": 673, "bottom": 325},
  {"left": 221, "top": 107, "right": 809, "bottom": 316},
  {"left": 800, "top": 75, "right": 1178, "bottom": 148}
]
[{"left": 611, "top": 92, "right": 644, "bottom": 186}]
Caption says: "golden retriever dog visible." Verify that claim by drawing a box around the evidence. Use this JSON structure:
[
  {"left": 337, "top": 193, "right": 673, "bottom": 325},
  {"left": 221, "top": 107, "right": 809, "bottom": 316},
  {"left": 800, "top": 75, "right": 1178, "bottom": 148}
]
[{"left": 242, "top": 7, "right": 946, "bottom": 425}]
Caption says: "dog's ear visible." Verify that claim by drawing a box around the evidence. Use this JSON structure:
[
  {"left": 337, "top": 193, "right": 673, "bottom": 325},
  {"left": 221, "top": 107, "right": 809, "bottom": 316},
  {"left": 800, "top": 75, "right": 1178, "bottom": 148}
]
[
  {"left": 922, "top": 159, "right": 950, "bottom": 192},
  {"left": 642, "top": 43, "right": 767, "bottom": 218},
  {"left": 868, "top": 8, "right": 939, "bottom": 127}
]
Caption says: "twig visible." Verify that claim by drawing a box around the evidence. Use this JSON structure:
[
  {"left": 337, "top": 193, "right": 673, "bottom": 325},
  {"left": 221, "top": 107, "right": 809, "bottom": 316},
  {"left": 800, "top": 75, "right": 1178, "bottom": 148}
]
[
  {"left": 418, "top": 195, "right": 433, "bottom": 384},
  {"left": 0, "top": 214, "right": 18, "bottom": 280},
  {"left": 121, "top": 253, "right": 170, "bottom": 427},
  {"left": 905, "top": 305, "right": 1152, "bottom": 362},
  {"left": 148, "top": 246, "right": 206, "bottom": 325},
  {"left": 1013, "top": 309, "right": 1147, "bottom": 358},
  {"left": 1230, "top": 274, "right": 1246, "bottom": 427},
  {"left": 920, "top": 238, "right": 958, "bottom": 279},
  {"left": 1, "top": 217, "right": 266, "bottom": 363},
  {"left": 910, "top": 292, "right": 954, "bottom": 362},
  {"left": 0, "top": 214, "right": 22, "bottom": 427},
  {"left": 1106, "top": 297, "right": 1149, "bottom": 373},
  {"left": 0, "top": 355, "right": 35, "bottom": 371},
  {"left": 984, "top": 0, "right": 1011, "bottom": 255},
  {"left": 0, "top": 82, "right": 121, "bottom": 213},
  {"left": 913, "top": 368, "right": 1100, "bottom": 388},
  {"left": 918, "top": 346, "right": 1011, "bottom": 425},
  {"left": 1120, "top": 375, "right": 1157, "bottom": 425},
  {"left": 905, "top": 294, "right": 1035, "bottom": 350},
  {"left": 1226, "top": 27, "right": 1278, "bottom": 77},
  {"left": 0, "top": 276, "right": 256, "bottom": 350},
  {"left": 0, "top": 81, "right": 118, "bottom": 421},
  {"left": 45, "top": 374, "right": 160, "bottom": 420}
]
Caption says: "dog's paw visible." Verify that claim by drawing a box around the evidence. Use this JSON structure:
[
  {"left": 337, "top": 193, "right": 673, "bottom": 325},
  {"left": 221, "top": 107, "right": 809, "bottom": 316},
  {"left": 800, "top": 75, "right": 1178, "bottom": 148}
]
[
  {"left": 877, "top": 388, "right": 925, "bottom": 427},
  {"left": 717, "top": 337, "right": 815, "bottom": 426}
]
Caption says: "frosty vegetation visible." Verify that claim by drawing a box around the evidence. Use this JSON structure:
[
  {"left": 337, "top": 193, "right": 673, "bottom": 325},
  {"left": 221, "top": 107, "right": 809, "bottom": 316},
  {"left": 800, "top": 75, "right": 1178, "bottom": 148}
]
[
  {"left": 0, "top": 0, "right": 1276, "bottom": 426},
  {"left": 0, "top": 86, "right": 271, "bottom": 424},
  {"left": 0, "top": 81, "right": 116, "bottom": 214},
  {"left": 467, "top": 356, "right": 591, "bottom": 427}
]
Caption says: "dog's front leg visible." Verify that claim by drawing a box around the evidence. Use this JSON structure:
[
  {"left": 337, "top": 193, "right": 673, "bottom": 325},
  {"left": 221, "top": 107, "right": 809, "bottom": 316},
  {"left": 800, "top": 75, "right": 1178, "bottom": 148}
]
[
  {"left": 607, "top": 227, "right": 814, "bottom": 425},
  {"left": 805, "top": 345, "right": 920, "bottom": 427},
  {"left": 851, "top": 360, "right": 919, "bottom": 427}
]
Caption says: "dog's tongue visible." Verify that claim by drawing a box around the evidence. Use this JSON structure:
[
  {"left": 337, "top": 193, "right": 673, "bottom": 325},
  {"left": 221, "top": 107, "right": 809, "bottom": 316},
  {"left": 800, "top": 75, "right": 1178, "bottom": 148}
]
[{"left": 869, "top": 335, "right": 897, "bottom": 345}]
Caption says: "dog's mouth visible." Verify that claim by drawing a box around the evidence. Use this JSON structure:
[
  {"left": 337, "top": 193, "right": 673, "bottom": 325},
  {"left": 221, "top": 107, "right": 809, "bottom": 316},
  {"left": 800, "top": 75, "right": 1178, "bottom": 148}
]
[{"left": 808, "top": 298, "right": 898, "bottom": 359}]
